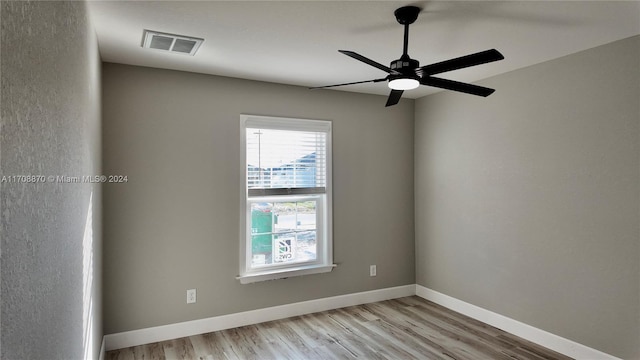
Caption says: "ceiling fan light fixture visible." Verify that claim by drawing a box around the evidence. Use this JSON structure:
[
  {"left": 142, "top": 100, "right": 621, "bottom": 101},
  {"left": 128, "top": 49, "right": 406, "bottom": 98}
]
[{"left": 388, "top": 77, "right": 419, "bottom": 90}]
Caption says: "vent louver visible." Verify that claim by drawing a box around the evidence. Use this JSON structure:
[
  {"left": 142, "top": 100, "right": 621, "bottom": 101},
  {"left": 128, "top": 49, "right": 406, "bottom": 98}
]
[{"left": 142, "top": 30, "right": 203, "bottom": 56}]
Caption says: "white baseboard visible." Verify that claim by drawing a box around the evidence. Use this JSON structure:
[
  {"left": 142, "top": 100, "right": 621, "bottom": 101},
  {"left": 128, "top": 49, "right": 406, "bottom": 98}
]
[
  {"left": 104, "top": 284, "right": 415, "bottom": 351},
  {"left": 415, "top": 285, "right": 620, "bottom": 360}
]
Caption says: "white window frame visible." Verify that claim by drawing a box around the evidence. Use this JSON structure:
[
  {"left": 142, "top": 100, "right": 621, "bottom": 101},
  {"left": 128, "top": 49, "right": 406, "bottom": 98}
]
[{"left": 238, "top": 114, "right": 335, "bottom": 284}]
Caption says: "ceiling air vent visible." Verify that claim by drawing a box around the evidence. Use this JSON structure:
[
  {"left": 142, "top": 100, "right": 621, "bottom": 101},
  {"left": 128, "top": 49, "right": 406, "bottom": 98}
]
[{"left": 142, "top": 30, "right": 204, "bottom": 56}]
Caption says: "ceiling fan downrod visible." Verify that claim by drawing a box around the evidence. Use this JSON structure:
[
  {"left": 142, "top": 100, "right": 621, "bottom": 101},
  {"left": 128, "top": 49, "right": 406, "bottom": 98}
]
[{"left": 394, "top": 6, "right": 420, "bottom": 58}]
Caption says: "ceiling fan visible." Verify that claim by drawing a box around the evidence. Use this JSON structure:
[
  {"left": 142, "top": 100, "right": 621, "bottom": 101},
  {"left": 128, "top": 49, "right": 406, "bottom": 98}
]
[{"left": 310, "top": 6, "right": 505, "bottom": 107}]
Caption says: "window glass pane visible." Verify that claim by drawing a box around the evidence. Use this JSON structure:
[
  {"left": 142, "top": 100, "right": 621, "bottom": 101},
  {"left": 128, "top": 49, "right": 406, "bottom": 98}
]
[
  {"left": 250, "top": 200, "right": 317, "bottom": 268},
  {"left": 250, "top": 202, "right": 274, "bottom": 267},
  {"left": 246, "top": 129, "right": 326, "bottom": 190}
]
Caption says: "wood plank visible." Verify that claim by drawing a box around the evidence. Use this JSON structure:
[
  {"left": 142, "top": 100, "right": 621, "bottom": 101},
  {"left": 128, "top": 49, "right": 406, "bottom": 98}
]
[
  {"left": 331, "top": 307, "right": 449, "bottom": 360},
  {"left": 170, "top": 337, "right": 197, "bottom": 359},
  {"left": 366, "top": 301, "right": 517, "bottom": 359}
]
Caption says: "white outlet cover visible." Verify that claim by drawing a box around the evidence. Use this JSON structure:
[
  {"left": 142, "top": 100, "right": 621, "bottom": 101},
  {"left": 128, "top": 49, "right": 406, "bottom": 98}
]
[
  {"left": 187, "top": 289, "right": 196, "bottom": 304},
  {"left": 370, "top": 265, "right": 377, "bottom": 277}
]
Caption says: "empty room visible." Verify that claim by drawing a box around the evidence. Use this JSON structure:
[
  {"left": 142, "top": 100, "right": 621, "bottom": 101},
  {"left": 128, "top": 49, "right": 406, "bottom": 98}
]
[{"left": 1, "top": 1, "right": 638, "bottom": 359}]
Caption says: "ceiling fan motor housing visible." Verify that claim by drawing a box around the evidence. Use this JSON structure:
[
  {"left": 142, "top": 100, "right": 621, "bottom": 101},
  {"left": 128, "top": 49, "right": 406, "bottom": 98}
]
[{"left": 390, "top": 56, "right": 419, "bottom": 74}]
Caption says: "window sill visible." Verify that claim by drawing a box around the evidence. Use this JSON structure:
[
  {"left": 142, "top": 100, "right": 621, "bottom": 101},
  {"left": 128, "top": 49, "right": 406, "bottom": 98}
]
[{"left": 237, "top": 264, "right": 337, "bottom": 284}]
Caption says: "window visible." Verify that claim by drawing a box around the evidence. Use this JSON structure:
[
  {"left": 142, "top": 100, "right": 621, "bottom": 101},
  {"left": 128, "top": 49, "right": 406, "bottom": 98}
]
[{"left": 238, "top": 115, "right": 334, "bottom": 283}]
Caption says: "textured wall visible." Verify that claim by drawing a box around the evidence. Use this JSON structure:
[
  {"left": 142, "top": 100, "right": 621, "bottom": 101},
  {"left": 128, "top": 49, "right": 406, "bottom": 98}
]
[
  {"left": 101, "top": 63, "right": 415, "bottom": 334},
  {"left": 414, "top": 36, "right": 639, "bottom": 359},
  {"left": 1, "top": 1, "right": 102, "bottom": 359}
]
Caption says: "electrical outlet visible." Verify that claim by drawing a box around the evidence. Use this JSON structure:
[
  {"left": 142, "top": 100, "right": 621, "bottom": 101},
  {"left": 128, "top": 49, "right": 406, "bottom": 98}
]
[
  {"left": 370, "top": 265, "right": 377, "bottom": 277},
  {"left": 187, "top": 289, "right": 196, "bottom": 304}
]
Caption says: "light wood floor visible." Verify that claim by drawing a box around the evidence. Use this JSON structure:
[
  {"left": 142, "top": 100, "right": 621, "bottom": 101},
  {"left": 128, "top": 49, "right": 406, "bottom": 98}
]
[{"left": 106, "top": 296, "right": 572, "bottom": 360}]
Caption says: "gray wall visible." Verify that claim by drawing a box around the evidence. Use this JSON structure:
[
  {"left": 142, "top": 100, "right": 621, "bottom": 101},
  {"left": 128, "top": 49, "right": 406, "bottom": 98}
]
[
  {"left": 101, "top": 63, "right": 415, "bottom": 334},
  {"left": 1, "top": 1, "right": 102, "bottom": 359},
  {"left": 415, "top": 35, "right": 639, "bottom": 359}
]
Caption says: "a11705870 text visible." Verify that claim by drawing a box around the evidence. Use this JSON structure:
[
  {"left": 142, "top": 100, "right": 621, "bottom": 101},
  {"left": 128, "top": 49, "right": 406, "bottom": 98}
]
[{"left": 1, "top": 175, "right": 128, "bottom": 184}]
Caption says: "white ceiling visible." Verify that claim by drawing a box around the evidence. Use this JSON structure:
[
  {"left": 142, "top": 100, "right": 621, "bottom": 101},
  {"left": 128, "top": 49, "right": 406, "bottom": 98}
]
[{"left": 87, "top": 1, "right": 640, "bottom": 99}]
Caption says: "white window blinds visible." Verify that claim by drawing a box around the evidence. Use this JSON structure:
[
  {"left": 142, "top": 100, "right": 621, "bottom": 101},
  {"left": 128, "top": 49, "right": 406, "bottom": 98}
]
[{"left": 244, "top": 116, "right": 329, "bottom": 197}]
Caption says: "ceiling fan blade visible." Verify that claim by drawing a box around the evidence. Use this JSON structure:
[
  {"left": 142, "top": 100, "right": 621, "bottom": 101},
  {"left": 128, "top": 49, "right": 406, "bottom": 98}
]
[
  {"left": 420, "top": 76, "right": 495, "bottom": 97},
  {"left": 309, "top": 78, "right": 387, "bottom": 90},
  {"left": 339, "top": 50, "right": 400, "bottom": 75},
  {"left": 418, "top": 49, "right": 504, "bottom": 76},
  {"left": 385, "top": 89, "right": 404, "bottom": 107}
]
